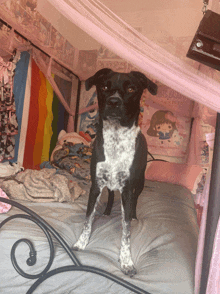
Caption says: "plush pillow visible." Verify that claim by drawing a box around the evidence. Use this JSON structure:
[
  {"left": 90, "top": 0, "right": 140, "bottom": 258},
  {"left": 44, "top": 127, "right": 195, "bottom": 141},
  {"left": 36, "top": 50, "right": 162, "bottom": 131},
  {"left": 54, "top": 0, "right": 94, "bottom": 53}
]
[
  {"left": 145, "top": 161, "right": 203, "bottom": 192},
  {"left": 50, "top": 130, "right": 90, "bottom": 161}
]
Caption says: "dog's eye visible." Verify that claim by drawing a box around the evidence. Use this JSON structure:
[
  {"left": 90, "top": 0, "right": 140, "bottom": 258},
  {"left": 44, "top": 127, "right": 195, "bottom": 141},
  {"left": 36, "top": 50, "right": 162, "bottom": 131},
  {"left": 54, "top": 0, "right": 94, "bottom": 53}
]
[
  {"left": 101, "top": 86, "right": 108, "bottom": 91},
  {"left": 127, "top": 87, "right": 135, "bottom": 93}
]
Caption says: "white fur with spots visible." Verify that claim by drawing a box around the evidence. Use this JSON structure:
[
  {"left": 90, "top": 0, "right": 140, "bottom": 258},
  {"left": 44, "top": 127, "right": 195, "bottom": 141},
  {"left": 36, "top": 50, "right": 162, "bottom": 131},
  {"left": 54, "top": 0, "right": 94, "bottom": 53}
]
[
  {"left": 73, "top": 193, "right": 102, "bottom": 250},
  {"left": 119, "top": 203, "right": 137, "bottom": 276},
  {"left": 97, "top": 120, "right": 140, "bottom": 191},
  {"left": 74, "top": 120, "right": 139, "bottom": 275}
]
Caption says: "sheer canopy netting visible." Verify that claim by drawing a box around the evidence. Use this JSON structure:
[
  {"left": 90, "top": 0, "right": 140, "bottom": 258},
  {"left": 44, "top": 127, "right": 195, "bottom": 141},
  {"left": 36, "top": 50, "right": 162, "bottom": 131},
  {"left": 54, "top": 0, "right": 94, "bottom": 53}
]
[{"left": 45, "top": 0, "right": 220, "bottom": 112}]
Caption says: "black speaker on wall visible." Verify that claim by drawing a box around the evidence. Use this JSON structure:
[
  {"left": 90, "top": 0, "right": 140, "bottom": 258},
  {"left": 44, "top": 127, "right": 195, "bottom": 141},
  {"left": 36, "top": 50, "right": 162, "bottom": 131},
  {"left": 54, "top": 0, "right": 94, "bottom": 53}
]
[{"left": 187, "top": 10, "right": 220, "bottom": 70}]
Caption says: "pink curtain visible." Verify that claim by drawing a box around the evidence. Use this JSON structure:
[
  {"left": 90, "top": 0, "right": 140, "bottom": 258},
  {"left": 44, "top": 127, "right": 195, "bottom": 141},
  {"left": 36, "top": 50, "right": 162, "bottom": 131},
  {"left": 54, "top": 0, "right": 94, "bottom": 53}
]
[
  {"left": 195, "top": 167, "right": 211, "bottom": 294},
  {"left": 206, "top": 217, "right": 220, "bottom": 293},
  {"left": 43, "top": 0, "right": 220, "bottom": 113},
  {"left": 187, "top": 103, "right": 216, "bottom": 166},
  {"left": 195, "top": 133, "right": 220, "bottom": 294}
]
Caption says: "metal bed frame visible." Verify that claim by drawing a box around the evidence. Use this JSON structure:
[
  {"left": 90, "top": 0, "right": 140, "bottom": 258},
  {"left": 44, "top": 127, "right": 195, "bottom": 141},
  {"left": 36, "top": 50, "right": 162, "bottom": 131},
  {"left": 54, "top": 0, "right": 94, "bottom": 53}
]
[{"left": 0, "top": 196, "right": 151, "bottom": 294}]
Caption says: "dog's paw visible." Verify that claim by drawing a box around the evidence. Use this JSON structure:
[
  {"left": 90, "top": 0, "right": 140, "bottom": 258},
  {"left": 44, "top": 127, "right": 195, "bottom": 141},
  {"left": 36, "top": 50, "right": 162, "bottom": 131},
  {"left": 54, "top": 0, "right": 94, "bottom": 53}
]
[
  {"left": 72, "top": 236, "right": 89, "bottom": 251},
  {"left": 103, "top": 210, "right": 111, "bottom": 216},
  {"left": 72, "top": 244, "right": 80, "bottom": 251},
  {"left": 72, "top": 225, "right": 92, "bottom": 251},
  {"left": 119, "top": 251, "right": 137, "bottom": 277},
  {"left": 120, "top": 263, "right": 137, "bottom": 277}
]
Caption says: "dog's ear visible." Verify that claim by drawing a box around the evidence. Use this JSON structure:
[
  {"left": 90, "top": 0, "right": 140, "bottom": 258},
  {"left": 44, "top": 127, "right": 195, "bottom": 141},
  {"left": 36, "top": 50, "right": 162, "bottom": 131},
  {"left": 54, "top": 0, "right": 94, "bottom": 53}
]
[
  {"left": 85, "top": 68, "right": 113, "bottom": 91},
  {"left": 131, "top": 71, "right": 158, "bottom": 95}
]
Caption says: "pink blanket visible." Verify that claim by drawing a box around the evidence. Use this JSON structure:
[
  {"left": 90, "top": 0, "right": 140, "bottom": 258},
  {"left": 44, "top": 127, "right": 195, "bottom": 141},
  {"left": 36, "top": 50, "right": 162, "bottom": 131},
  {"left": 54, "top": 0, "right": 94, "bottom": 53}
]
[{"left": 0, "top": 188, "right": 11, "bottom": 213}]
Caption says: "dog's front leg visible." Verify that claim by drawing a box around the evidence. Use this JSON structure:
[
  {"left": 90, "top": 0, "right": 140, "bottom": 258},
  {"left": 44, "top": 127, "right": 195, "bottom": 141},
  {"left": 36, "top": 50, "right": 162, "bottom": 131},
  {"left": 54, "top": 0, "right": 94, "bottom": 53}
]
[
  {"left": 119, "top": 187, "right": 137, "bottom": 277},
  {"left": 73, "top": 184, "right": 102, "bottom": 251}
]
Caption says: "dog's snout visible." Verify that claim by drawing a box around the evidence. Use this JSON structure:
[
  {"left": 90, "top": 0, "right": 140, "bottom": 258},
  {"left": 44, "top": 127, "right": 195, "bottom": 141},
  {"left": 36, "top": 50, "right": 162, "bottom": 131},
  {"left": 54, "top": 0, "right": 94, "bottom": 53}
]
[{"left": 107, "top": 97, "right": 122, "bottom": 107}]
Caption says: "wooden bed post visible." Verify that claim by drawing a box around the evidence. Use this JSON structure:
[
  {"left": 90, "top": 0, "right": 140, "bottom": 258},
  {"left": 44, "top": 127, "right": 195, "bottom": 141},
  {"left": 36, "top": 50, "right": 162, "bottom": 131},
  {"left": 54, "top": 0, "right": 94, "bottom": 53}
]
[{"left": 199, "top": 112, "right": 220, "bottom": 293}]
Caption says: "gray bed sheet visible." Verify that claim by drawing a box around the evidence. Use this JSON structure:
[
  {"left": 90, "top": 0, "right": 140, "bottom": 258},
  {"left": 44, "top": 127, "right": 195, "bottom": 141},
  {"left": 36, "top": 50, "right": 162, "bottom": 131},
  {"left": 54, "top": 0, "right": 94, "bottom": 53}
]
[{"left": 0, "top": 180, "right": 198, "bottom": 294}]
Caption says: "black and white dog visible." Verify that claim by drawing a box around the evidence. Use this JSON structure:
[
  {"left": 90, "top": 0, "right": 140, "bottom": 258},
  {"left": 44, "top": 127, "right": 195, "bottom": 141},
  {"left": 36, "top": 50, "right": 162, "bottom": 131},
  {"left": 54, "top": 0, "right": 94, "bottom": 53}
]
[{"left": 73, "top": 68, "right": 157, "bottom": 276}]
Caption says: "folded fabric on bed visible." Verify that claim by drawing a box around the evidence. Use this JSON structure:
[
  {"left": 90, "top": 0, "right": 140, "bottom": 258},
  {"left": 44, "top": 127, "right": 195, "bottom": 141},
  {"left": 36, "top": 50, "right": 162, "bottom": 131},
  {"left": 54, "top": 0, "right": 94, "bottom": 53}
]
[{"left": 1, "top": 168, "right": 85, "bottom": 203}]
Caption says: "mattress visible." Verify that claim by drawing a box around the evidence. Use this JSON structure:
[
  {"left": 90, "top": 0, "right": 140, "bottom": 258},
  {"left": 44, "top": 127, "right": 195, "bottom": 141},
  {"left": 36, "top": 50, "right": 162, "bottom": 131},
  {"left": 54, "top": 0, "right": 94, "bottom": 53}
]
[{"left": 0, "top": 180, "right": 198, "bottom": 294}]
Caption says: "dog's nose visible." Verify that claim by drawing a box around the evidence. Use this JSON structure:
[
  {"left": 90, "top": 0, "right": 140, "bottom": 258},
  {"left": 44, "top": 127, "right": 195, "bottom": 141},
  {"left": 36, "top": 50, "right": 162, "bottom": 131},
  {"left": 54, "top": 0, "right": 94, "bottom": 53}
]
[{"left": 107, "top": 97, "right": 122, "bottom": 107}]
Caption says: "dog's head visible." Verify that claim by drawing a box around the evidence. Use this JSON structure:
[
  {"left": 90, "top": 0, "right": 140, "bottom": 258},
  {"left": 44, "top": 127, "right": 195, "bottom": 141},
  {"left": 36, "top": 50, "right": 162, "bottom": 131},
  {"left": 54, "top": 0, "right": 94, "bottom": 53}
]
[{"left": 85, "top": 68, "right": 157, "bottom": 127}]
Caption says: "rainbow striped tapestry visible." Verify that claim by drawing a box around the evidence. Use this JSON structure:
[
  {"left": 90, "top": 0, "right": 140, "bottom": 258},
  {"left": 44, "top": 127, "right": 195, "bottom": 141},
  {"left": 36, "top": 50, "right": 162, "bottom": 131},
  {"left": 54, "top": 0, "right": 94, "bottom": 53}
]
[{"left": 13, "top": 53, "right": 68, "bottom": 169}]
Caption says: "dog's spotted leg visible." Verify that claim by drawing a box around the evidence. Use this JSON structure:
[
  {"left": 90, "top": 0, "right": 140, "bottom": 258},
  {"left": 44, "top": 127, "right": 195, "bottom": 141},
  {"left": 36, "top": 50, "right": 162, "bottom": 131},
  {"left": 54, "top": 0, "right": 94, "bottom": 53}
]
[
  {"left": 119, "top": 203, "right": 137, "bottom": 277},
  {"left": 73, "top": 188, "right": 102, "bottom": 251}
]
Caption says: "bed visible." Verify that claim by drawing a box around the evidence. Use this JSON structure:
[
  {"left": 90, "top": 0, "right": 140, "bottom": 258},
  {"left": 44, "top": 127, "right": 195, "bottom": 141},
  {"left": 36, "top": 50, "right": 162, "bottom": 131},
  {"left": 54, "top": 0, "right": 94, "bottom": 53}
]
[{"left": 0, "top": 163, "right": 198, "bottom": 294}]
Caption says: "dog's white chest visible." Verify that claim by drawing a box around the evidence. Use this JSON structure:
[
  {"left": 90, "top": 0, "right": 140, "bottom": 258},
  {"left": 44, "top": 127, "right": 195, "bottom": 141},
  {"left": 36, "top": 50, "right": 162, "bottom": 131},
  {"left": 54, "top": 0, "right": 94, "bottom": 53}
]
[{"left": 96, "top": 121, "right": 140, "bottom": 191}]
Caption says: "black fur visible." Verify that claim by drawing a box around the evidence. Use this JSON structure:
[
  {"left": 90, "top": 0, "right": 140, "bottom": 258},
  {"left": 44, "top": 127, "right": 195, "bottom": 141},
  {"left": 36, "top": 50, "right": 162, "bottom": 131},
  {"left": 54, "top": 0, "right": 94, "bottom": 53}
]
[{"left": 86, "top": 68, "right": 157, "bottom": 220}]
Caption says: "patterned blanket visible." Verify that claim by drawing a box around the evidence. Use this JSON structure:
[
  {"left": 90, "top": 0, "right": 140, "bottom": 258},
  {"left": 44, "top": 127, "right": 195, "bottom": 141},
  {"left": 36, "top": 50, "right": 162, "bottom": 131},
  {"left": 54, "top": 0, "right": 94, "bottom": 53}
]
[{"left": 42, "top": 142, "right": 92, "bottom": 183}]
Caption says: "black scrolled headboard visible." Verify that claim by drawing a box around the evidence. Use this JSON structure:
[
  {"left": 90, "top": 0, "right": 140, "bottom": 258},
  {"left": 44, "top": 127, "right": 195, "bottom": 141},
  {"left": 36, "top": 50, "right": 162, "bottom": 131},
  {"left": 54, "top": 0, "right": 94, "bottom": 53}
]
[{"left": 0, "top": 196, "right": 151, "bottom": 294}]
